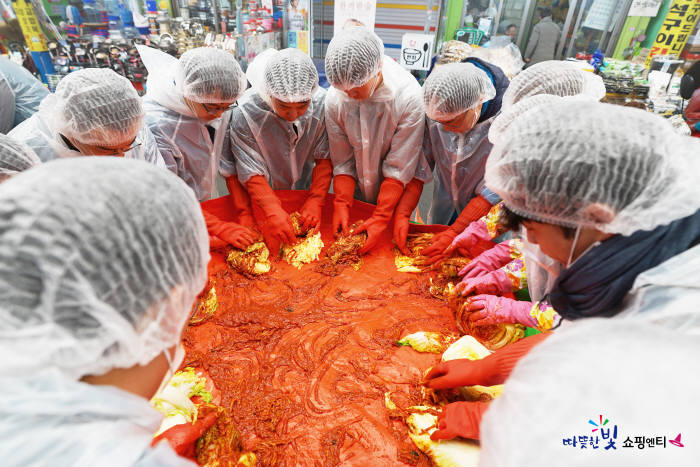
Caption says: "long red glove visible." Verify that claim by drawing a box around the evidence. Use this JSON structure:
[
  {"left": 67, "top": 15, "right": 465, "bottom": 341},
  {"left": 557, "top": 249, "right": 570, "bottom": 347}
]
[
  {"left": 202, "top": 210, "right": 256, "bottom": 250},
  {"left": 423, "top": 332, "right": 550, "bottom": 389},
  {"left": 356, "top": 178, "right": 405, "bottom": 254},
  {"left": 421, "top": 195, "right": 493, "bottom": 260},
  {"left": 392, "top": 178, "right": 424, "bottom": 255},
  {"left": 299, "top": 159, "right": 333, "bottom": 232},
  {"left": 431, "top": 401, "right": 490, "bottom": 441},
  {"left": 332, "top": 174, "right": 357, "bottom": 236},
  {"left": 225, "top": 176, "right": 255, "bottom": 228},
  {"left": 246, "top": 175, "right": 296, "bottom": 245},
  {"left": 151, "top": 412, "right": 218, "bottom": 459}
]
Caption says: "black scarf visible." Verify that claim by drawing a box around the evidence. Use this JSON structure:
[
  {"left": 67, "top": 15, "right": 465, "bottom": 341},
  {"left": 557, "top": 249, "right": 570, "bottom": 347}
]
[{"left": 547, "top": 209, "right": 700, "bottom": 320}]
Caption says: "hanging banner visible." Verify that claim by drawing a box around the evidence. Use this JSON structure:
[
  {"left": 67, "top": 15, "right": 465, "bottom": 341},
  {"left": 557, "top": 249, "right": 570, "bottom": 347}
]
[
  {"left": 333, "top": 0, "right": 376, "bottom": 36},
  {"left": 645, "top": 0, "right": 700, "bottom": 67},
  {"left": 629, "top": 0, "right": 663, "bottom": 17},
  {"left": 286, "top": 0, "right": 310, "bottom": 54},
  {"left": 11, "top": 0, "right": 48, "bottom": 52}
]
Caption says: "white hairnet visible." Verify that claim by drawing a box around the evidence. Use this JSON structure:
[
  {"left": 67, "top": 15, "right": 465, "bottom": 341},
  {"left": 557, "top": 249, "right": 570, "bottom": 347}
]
[
  {"left": 176, "top": 47, "right": 246, "bottom": 104},
  {"left": 39, "top": 68, "right": 144, "bottom": 147},
  {"left": 264, "top": 48, "right": 318, "bottom": 103},
  {"left": 488, "top": 94, "right": 566, "bottom": 145},
  {"left": 480, "top": 319, "right": 700, "bottom": 467},
  {"left": 0, "top": 157, "right": 209, "bottom": 379},
  {"left": 423, "top": 62, "right": 496, "bottom": 121},
  {"left": 0, "top": 132, "right": 40, "bottom": 178},
  {"left": 501, "top": 60, "right": 605, "bottom": 110},
  {"left": 485, "top": 101, "right": 700, "bottom": 236},
  {"left": 325, "top": 27, "right": 384, "bottom": 91}
]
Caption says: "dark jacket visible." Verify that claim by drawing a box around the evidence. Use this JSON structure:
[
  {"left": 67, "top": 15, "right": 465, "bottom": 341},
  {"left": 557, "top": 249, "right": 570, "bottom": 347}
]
[{"left": 461, "top": 57, "right": 510, "bottom": 122}]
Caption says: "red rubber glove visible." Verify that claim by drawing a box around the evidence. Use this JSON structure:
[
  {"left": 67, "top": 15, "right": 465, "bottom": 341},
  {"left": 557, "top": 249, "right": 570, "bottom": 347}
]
[
  {"left": 392, "top": 178, "right": 424, "bottom": 255},
  {"left": 444, "top": 219, "right": 496, "bottom": 258},
  {"left": 431, "top": 401, "right": 489, "bottom": 441},
  {"left": 422, "top": 195, "right": 493, "bottom": 260},
  {"left": 424, "top": 332, "right": 550, "bottom": 389},
  {"left": 332, "top": 174, "right": 357, "bottom": 237},
  {"left": 455, "top": 269, "right": 512, "bottom": 296},
  {"left": 299, "top": 159, "right": 333, "bottom": 233},
  {"left": 466, "top": 295, "right": 535, "bottom": 327},
  {"left": 225, "top": 176, "right": 255, "bottom": 228},
  {"left": 202, "top": 210, "right": 256, "bottom": 250},
  {"left": 151, "top": 412, "right": 218, "bottom": 459},
  {"left": 209, "top": 235, "right": 228, "bottom": 249},
  {"left": 246, "top": 175, "right": 296, "bottom": 245},
  {"left": 356, "top": 178, "right": 405, "bottom": 254},
  {"left": 459, "top": 241, "right": 513, "bottom": 278}
]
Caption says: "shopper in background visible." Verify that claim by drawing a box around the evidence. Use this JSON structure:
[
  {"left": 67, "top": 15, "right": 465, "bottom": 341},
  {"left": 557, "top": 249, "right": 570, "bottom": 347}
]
[
  {"left": 418, "top": 59, "right": 508, "bottom": 259},
  {"left": 682, "top": 60, "right": 700, "bottom": 136},
  {"left": 9, "top": 68, "right": 164, "bottom": 166},
  {"left": 324, "top": 27, "right": 427, "bottom": 254},
  {"left": 523, "top": 8, "right": 561, "bottom": 67},
  {"left": 0, "top": 56, "right": 49, "bottom": 133},
  {"left": 0, "top": 157, "right": 209, "bottom": 466},
  {"left": 423, "top": 101, "right": 700, "bottom": 442},
  {"left": 504, "top": 24, "right": 517, "bottom": 42},
  {"left": 224, "top": 48, "right": 331, "bottom": 247},
  {"left": 0, "top": 133, "right": 40, "bottom": 183}
]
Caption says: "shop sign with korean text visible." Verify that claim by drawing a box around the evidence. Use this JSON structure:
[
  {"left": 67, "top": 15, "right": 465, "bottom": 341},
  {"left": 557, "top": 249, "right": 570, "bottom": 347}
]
[{"left": 645, "top": 0, "right": 700, "bottom": 66}]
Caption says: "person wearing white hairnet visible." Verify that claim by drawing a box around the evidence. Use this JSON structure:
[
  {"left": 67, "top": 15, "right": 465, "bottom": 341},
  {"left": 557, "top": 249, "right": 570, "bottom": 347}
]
[
  {"left": 423, "top": 101, "right": 700, "bottom": 442},
  {"left": 501, "top": 59, "right": 605, "bottom": 110},
  {"left": 140, "top": 46, "right": 247, "bottom": 201},
  {"left": 480, "top": 319, "right": 700, "bottom": 466},
  {"left": 0, "top": 57, "right": 49, "bottom": 133},
  {"left": 324, "top": 27, "right": 427, "bottom": 254},
  {"left": 453, "top": 95, "right": 571, "bottom": 303},
  {"left": 447, "top": 66, "right": 605, "bottom": 278},
  {"left": 416, "top": 60, "right": 509, "bottom": 260},
  {"left": 8, "top": 68, "right": 164, "bottom": 166},
  {"left": 0, "top": 133, "right": 40, "bottom": 182},
  {"left": 222, "top": 48, "right": 331, "bottom": 247},
  {"left": 138, "top": 46, "right": 255, "bottom": 250},
  {"left": 0, "top": 157, "right": 210, "bottom": 466}
]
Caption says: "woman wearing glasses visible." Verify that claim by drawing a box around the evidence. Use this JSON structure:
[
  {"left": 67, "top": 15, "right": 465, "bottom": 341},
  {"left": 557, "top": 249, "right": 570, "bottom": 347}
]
[
  {"left": 8, "top": 68, "right": 164, "bottom": 166},
  {"left": 139, "top": 46, "right": 248, "bottom": 203},
  {"left": 139, "top": 46, "right": 258, "bottom": 251}
]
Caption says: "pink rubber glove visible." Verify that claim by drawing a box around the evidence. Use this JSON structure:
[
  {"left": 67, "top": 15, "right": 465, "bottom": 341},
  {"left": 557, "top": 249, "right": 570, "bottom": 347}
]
[
  {"left": 444, "top": 220, "right": 496, "bottom": 258},
  {"left": 465, "top": 295, "right": 536, "bottom": 328},
  {"left": 456, "top": 269, "right": 512, "bottom": 296},
  {"left": 459, "top": 241, "right": 514, "bottom": 278}
]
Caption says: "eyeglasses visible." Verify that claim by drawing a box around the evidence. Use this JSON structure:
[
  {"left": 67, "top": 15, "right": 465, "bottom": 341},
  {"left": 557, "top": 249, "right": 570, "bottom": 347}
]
[
  {"left": 202, "top": 101, "right": 238, "bottom": 114},
  {"left": 93, "top": 137, "right": 141, "bottom": 155}
]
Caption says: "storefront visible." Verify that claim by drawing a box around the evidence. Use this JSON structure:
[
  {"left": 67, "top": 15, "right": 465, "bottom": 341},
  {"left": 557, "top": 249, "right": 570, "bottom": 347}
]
[{"left": 438, "top": 0, "right": 632, "bottom": 60}]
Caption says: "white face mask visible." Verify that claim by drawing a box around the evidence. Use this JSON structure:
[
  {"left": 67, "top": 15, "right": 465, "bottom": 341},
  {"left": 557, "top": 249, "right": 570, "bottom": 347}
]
[
  {"left": 155, "top": 343, "right": 185, "bottom": 396},
  {"left": 565, "top": 225, "right": 601, "bottom": 269},
  {"left": 520, "top": 227, "right": 564, "bottom": 301}
]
